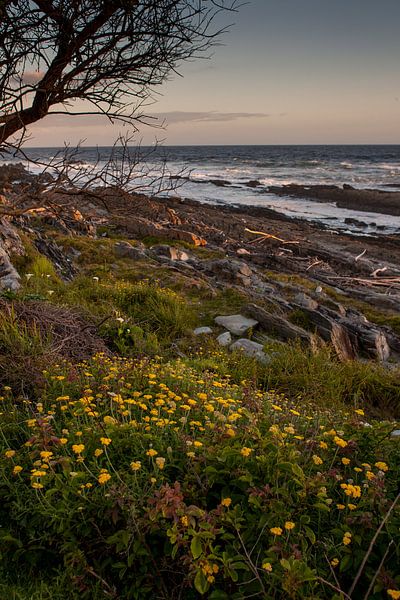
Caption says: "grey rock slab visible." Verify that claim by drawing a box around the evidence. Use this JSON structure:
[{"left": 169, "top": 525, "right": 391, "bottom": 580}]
[
  {"left": 114, "top": 241, "right": 146, "bottom": 260},
  {"left": 390, "top": 429, "right": 400, "bottom": 439},
  {"left": 0, "top": 246, "right": 21, "bottom": 291},
  {"left": 214, "top": 314, "right": 258, "bottom": 336},
  {"left": 193, "top": 326, "right": 213, "bottom": 336},
  {"left": 217, "top": 332, "right": 232, "bottom": 347},
  {"left": 230, "top": 339, "right": 270, "bottom": 363},
  {"left": 150, "top": 245, "right": 190, "bottom": 261}
]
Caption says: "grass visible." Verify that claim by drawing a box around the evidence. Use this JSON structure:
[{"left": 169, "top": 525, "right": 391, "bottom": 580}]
[{"left": 1, "top": 230, "right": 400, "bottom": 598}]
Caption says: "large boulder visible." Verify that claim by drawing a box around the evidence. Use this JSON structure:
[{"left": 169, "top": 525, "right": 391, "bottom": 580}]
[
  {"left": 150, "top": 245, "right": 190, "bottom": 262},
  {"left": 215, "top": 314, "right": 258, "bottom": 336},
  {"left": 114, "top": 241, "right": 147, "bottom": 260}
]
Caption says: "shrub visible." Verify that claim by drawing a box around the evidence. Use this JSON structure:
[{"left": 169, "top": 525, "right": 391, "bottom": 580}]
[{"left": 0, "top": 354, "right": 399, "bottom": 599}]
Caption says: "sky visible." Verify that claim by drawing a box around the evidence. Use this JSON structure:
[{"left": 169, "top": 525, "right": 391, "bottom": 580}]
[{"left": 27, "top": 0, "right": 400, "bottom": 146}]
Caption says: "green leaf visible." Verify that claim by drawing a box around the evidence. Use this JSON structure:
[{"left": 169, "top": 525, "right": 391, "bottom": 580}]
[
  {"left": 194, "top": 570, "right": 209, "bottom": 595},
  {"left": 304, "top": 526, "right": 316, "bottom": 545},
  {"left": 291, "top": 464, "right": 305, "bottom": 480},
  {"left": 191, "top": 535, "right": 202, "bottom": 559}
]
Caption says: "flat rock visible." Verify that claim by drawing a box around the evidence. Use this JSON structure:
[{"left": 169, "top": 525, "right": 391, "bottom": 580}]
[
  {"left": 230, "top": 338, "right": 269, "bottom": 363},
  {"left": 217, "top": 331, "right": 232, "bottom": 346},
  {"left": 193, "top": 326, "right": 213, "bottom": 336},
  {"left": 114, "top": 241, "right": 147, "bottom": 260},
  {"left": 215, "top": 314, "right": 258, "bottom": 336},
  {"left": 151, "top": 245, "right": 190, "bottom": 261},
  {"left": 0, "top": 246, "right": 21, "bottom": 291},
  {"left": 390, "top": 429, "right": 400, "bottom": 439},
  {"left": 294, "top": 293, "right": 319, "bottom": 310}
]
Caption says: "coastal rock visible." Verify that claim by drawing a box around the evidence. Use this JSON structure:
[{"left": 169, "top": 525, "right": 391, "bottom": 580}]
[
  {"left": 217, "top": 331, "right": 232, "bottom": 346},
  {"left": 150, "top": 245, "right": 190, "bottom": 261},
  {"left": 215, "top": 314, "right": 258, "bottom": 336},
  {"left": 193, "top": 326, "right": 213, "bottom": 336},
  {"left": 294, "top": 293, "right": 319, "bottom": 310},
  {"left": 204, "top": 259, "right": 253, "bottom": 286},
  {"left": 230, "top": 338, "right": 269, "bottom": 362},
  {"left": 0, "top": 246, "right": 21, "bottom": 291},
  {"left": 114, "top": 241, "right": 147, "bottom": 260}
]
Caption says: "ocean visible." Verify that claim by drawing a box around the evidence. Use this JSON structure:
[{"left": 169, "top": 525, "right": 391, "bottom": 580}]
[{"left": 3, "top": 144, "right": 400, "bottom": 233}]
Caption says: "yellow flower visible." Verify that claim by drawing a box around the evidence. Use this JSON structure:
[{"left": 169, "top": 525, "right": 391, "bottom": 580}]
[
  {"left": 98, "top": 472, "right": 111, "bottom": 485},
  {"left": 348, "top": 504, "right": 357, "bottom": 511},
  {"left": 331, "top": 558, "right": 339, "bottom": 567},
  {"left": 342, "top": 532, "right": 352, "bottom": 545},
  {"left": 13, "top": 465, "right": 23, "bottom": 474},
  {"left": 375, "top": 462, "right": 388, "bottom": 472},
  {"left": 355, "top": 409, "right": 364, "bottom": 416},
  {"left": 193, "top": 441, "right": 203, "bottom": 448},
  {"left": 181, "top": 515, "right": 189, "bottom": 527},
  {"left": 100, "top": 437, "right": 112, "bottom": 446},
  {"left": 319, "top": 441, "right": 328, "bottom": 449},
  {"left": 262, "top": 562, "right": 272, "bottom": 572},
  {"left": 312, "top": 455, "right": 323, "bottom": 465},
  {"left": 72, "top": 444, "right": 85, "bottom": 454},
  {"left": 333, "top": 436, "right": 348, "bottom": 448},
  {"left": 103, "top": 416, "right": 116, "bottom": 426},
  {"left": 221, "top": 497, "right": 232, "bottom": 507},
  {"left": 366, "top": 471, "right": 375, "bottom": 481},
  {"left": 4, "top": 450, "right": 16, "bottom": 458},
  {"left": 388, "top": 591, "right": 400, "bottom": 600},
  {"left": 337, "top": 504, "right": 345, "bottom": 510},
  {"left": 146, "top": 449, "right": 158, "bottom": 457},
  {"left": 155, "top": 457, "right": 165, "bottom": 470},
  {"left": 40, "top": 451, "right": 53, "bottom": 460},
  {"left": 341, "top": 458, "right": 350, "bottom": 465},
  {"left": 130, "top": 461, "right": 141, "bottom": 471},
  {"left": 94, "top": 448, "right": 103, "bottom": 457},
  {"left": 241, "top": 447, "right": 252, "bottom": 457},
  {"left": 284, "top": 521, "right": 295, "bottom": 530},
  {"left": 270, "top": 527, "right": 283, "bottom": 536},
  {"left": 31, "top": 482, "right": 44, "bottom": 489},
  {"left": 59, "top": 438, "right": 68, "bottom": 445}
]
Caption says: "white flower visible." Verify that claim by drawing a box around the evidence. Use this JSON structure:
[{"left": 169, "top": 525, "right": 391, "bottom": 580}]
[
  {"left": 93, "top": 276, "right": 99, "bottom": 282},
  {"left": 116, "top": 317, "right": 124, "bottom": 323},
  {"left": 25, "top": 273, "right": 34, "bottom": 280},
  {"left": 47, "top": 290, "right": 54, "bottom": 296}
]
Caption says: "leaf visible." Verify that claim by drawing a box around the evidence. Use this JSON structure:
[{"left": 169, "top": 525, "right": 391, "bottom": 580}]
[
  {"left": 291, "top": 464, "right": 305, "bottom": 480},
  {"left": 304, "top": 526, "right": 316, "bottom": 545},
  {"left": 194, "top": 570, "right": 209, "bottom": 595},
  {"left": 191, "top": 535, "right": 202, "bottom": 559}
]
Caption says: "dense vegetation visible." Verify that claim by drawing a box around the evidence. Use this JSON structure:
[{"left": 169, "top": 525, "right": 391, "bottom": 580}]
[{"left": 0, "top": 235, "right": 399, "bottom": 600}]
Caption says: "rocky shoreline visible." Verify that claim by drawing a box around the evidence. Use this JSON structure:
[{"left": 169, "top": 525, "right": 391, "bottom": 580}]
[
  {"left": 264, "top": 183, "right": 400, "bottom": 216},
  {"left": 2, "top": 163, "right": 400, "bottom": 367}
]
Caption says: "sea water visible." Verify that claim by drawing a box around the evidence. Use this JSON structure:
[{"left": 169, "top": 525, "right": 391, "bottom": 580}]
[{"left": 3, "top": 144, "right": 400, "bottom": 233}]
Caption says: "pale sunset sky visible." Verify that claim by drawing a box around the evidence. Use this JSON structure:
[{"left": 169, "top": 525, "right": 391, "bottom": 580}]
[{"left": 28, "top": 0, "right": 400, "bottom": 147}]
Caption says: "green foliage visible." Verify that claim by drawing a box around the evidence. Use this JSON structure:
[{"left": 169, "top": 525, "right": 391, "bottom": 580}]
[{"left": 0, "top": 355, "right": 399, "bottom": 599}]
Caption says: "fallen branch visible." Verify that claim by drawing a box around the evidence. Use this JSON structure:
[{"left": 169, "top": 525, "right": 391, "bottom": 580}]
[{"left": 245, "top": 227, "right": 300, "bottom": 245}]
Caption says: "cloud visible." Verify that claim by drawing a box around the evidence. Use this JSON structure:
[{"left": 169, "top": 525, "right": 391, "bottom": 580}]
[{"left": 154, "top": 111, "right": 270, "bottom": 124}]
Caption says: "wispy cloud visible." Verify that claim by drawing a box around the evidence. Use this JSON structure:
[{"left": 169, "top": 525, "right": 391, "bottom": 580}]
[{"left": 153, "top": 111, "right": 270, "bottom": 124}]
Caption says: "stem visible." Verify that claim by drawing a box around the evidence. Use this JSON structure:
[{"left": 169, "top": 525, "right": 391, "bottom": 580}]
[{"left": 348, "top": 492, "right": 400, "bottom": 597}]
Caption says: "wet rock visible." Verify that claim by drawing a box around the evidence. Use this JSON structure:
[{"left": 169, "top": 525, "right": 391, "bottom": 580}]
[
  {"left": 193, "top": 326, "right": 213, "bottom": 336},
  {"left": 217, "top": 331, "right": 232, "bottom": 346},
  {"left": 230, "top": 338, "right": 269, "bottom": 363},
  {"left": 114, "top": 241, "right": 147, "bottom": 260},
  {"left": 215, "top": 314, "right": 258, "bottom": 336}
]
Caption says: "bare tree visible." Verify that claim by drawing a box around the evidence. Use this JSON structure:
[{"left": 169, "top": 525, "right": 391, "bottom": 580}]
[{"left": 0, "top": 0, "right": 238, "bottom": 153}]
